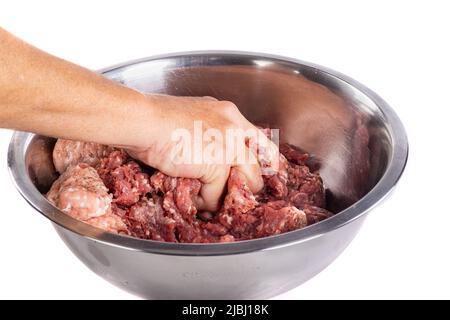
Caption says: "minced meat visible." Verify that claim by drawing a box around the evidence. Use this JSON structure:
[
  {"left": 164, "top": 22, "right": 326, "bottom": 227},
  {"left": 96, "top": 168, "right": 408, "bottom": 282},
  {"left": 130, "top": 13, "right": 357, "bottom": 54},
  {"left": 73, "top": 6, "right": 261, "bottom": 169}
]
[{"left": 47, "top": 137, "right": 333, "bottom": 243}]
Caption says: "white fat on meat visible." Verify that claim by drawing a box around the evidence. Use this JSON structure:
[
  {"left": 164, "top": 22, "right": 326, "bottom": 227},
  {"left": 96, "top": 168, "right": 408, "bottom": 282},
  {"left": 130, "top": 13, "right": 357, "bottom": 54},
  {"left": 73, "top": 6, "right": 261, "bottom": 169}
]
[
  {"left": 86, "top": 213, "right": 127, "bottom": 233},
  {"left": 46, "top": 163, "right": 112, "bottom": 221}
]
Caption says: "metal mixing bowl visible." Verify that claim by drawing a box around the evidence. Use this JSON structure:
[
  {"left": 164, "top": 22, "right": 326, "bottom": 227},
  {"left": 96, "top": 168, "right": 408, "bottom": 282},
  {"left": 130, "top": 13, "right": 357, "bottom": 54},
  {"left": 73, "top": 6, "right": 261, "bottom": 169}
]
[{"left": 8, "top": 51, "right": 408, "bottom": 299}]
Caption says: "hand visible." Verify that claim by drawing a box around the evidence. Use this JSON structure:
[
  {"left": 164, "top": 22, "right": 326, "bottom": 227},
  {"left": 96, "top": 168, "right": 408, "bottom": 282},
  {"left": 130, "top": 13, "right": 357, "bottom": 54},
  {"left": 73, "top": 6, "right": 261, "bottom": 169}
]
[{"left": 123, "top": 94, "right": 278, "bottom": 211}]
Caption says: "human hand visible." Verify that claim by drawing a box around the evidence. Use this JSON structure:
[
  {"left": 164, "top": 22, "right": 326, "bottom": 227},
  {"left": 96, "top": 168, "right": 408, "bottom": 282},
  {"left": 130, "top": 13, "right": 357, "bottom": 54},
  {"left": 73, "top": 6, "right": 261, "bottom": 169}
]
[{"left": 123, "top": 94, "right": 279, "bottom": 211}]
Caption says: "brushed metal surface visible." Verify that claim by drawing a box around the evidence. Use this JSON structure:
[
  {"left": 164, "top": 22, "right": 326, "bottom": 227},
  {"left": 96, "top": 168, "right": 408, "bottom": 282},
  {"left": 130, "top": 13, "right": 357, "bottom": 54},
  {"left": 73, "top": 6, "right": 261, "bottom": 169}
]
[{"left": 8, "top": 51, "right": 408, "bottom": 299}]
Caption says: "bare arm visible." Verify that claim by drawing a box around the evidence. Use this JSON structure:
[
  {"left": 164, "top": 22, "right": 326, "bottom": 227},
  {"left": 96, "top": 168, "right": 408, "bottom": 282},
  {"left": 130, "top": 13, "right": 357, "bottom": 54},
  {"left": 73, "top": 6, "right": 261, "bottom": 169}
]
[
  {"left": 0, "top": 28, "right": 277, "bottom": 210},
  {"left": 0, "top": 27, "right": 150, "bottom": 146}
]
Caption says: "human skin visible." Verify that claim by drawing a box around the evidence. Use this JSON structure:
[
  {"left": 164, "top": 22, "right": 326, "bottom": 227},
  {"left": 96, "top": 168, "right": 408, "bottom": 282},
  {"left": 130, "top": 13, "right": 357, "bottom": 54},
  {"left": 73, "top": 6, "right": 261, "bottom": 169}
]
[{"left": 0, "top": 27, "right": 278, "bottom": 211}]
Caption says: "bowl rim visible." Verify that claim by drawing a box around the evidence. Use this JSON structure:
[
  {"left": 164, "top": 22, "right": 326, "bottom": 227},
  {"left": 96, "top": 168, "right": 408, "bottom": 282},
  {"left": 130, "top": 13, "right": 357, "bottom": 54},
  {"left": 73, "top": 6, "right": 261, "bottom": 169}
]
[{"left": 7, "top": 50, "right": 408, "bottom": 256}]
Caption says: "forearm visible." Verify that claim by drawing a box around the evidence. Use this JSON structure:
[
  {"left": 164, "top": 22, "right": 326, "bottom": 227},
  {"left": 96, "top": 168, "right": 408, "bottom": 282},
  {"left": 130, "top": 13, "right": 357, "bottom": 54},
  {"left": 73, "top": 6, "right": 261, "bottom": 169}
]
[{"left": 0, "top": 27, "right": 149, "bottom": 146}]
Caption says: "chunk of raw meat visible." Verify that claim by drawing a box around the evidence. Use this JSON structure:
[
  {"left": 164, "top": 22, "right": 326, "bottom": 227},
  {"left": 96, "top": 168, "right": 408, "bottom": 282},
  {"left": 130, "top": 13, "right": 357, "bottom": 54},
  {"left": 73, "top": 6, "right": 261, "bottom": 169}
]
[
  {"left": 287, "top": 162, "right": 326, "bottom": 208},
  {"left": 279, "top": 143, "right": 309, "bottom": 166},
  {"left": 262, "top": 154, "right": 289, "bottom": 199},
  {"left": 302, "top": 204, "right": 334, "bottom": 225},
  {"left": 126, "top": 197, "right": 177, "bottom": 241},
  {"left": 254, "top": 205, "right": 308, "bottom": 237},
  {"left": 86, "top": 213, "right": 128, "bottom": 233},
  {"left": 221, "top": 168, "right": 258, "bottom": 216},
  {"left": 97, "top": 150, "right": 152, "bottom": 206},
  {"left": 53, "top": 139, "right": 114, "bottom": 173},
  {"left": 150, "top": 172, "right": 201, "bottom": 221},
  {"left": 46, "top": 163, "right": 112, "bottom": 220},
  {"left": 218, "top": 170, "right": 308, "bottom": 239}
]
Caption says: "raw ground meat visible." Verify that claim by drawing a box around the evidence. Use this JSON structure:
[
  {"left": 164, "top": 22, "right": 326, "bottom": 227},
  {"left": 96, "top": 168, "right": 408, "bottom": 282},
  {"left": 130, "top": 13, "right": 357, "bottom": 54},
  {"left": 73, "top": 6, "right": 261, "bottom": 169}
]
[
  {"left": 53, "top": 139, "right": 115, "bottom": 173},
  {"left": 47, "top": 136, "right": 333, "bottom": 242},
  {"left": 87, "top": 212, "right": 128, "bottom": 233},
  {"left": 46, "top": 163, "right": 127, "bottom": 233},
  {"left": 47, "top": 163, "right": 112, "bottom": 220},
  {"left": 97, "top": 150, "right": 152, "bottom": 206}
]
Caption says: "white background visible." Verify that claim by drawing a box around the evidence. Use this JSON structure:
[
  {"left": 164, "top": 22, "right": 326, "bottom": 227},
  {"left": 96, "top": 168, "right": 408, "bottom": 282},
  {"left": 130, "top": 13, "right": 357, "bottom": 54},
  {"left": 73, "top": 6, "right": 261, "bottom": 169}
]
[{"left": 1, "top": 0, "right": 449, "bottom": 299}]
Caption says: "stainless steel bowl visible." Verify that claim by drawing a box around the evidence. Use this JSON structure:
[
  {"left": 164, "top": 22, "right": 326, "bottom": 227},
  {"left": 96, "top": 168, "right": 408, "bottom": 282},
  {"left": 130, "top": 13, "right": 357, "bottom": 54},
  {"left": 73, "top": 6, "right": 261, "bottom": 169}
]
[{"left": 8, "top": 51, "right": 408, "bottom": 299}]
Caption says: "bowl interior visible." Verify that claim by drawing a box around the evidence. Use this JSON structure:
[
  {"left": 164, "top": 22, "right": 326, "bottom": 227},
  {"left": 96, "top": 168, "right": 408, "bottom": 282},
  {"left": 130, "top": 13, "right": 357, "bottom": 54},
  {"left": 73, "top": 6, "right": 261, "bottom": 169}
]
[{"left": 25, "top": 53, "right": 392, "bottom": 215}]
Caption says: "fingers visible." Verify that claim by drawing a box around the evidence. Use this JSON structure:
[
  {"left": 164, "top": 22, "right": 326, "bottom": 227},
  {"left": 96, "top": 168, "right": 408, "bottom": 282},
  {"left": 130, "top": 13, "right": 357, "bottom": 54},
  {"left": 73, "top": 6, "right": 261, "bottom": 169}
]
[
  {"left": 222, "top": 104, "right": 280, "bottom": 173},
  {"left": 197, "top": 145, "right": 264, "bottom": 211},
  {"left": 240, "top": 122, "right": 280, "bottom": 175},
  {"left": 201, "top": 96, "right": 218, "bottom": 101},
  {"left": 196, "top": 164, "right": 230, "bottom": 212},
  {"left": 254, "top": 129, "right": 281, "bottom": 175},
  {"left": 234, "top": 151, "right": 264, "bottom": 193}
]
